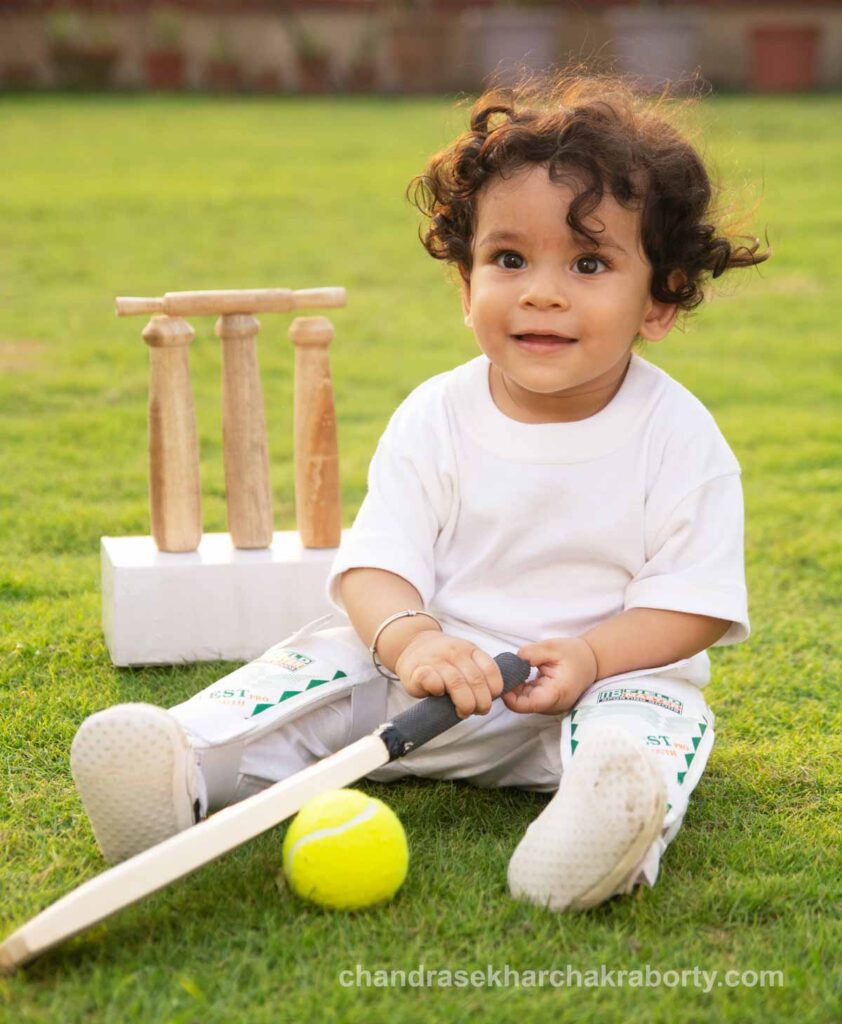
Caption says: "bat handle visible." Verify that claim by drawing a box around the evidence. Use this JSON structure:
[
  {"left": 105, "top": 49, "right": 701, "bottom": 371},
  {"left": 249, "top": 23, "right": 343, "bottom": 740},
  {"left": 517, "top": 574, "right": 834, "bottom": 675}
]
[{"left": 375, "top": 651, "right": 531, "bottom": 761}]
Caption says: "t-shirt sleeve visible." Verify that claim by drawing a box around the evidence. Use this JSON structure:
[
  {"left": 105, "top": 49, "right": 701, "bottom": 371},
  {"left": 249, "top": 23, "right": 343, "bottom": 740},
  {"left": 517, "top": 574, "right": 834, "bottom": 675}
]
[
  {"left": 624, "top": 423, "right": 750, "bottom": 645},
  {"left": 325, "top": 385, "right": 455, "bottom": 615}
]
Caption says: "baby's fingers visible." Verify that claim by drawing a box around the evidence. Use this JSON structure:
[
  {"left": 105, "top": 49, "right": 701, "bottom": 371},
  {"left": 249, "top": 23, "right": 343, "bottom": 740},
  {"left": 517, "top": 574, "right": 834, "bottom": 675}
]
[
  {"left": 452, "top": 655, "right": 498, "bottom": 715},
  {"left": 470, "top": 648, "right": 505, "bottom": 700},
  {"left": 440, "top": 669, "right": 479, "bottom": 719},
  {"left": 518, "top": 642, "right": 562, "bottom": 670},
  {"left": 502, "top": 680, "right": 562, "bottom": 715},
  {"left": 404, "top": 665, "right": 447, "bottom": 698}
]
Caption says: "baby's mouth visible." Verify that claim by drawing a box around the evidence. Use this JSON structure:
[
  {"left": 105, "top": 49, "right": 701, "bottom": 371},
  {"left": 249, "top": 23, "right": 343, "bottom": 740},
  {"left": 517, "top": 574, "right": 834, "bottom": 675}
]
[{"left": 513, "top": 333, "right": 578, "bottom": 348}]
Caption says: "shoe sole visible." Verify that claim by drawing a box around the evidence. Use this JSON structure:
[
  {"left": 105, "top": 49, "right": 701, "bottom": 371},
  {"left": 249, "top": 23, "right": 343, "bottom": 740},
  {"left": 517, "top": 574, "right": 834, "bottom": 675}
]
[
  {"left": 507, "top": 726, "right": 667, "bottom": 912},
  {"left": 569, "top": 743, "right": 666, "bottom": 910},
  {"left": 71, "top": 703, "right": 197, "bottom": 864}
]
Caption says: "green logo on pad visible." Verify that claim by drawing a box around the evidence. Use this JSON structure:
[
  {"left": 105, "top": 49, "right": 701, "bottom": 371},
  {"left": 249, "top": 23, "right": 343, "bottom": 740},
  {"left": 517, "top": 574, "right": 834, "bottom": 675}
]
[{"left": 250, "top": 670, "right": 348, "bottom": 717}]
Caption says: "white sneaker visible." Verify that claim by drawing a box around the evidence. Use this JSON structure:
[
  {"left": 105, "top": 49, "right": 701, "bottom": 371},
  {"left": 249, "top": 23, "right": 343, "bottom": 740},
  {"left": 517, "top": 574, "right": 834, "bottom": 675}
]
[
  {"left": 70, "top": 703, "right": 204, "bottom": 864},
  {"left": 507, "top": 725, "right": 667, "bottom": 912}
]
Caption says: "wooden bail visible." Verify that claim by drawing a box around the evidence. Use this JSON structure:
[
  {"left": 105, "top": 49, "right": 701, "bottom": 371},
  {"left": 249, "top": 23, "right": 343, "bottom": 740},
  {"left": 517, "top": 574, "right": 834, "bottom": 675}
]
[
  {"left": 289, "top": 317, "right": 341, "bottom": 549},
  {"left": 142, "top": 316, "right": 202, "bottom": 553},
  {"left": 216, "top": 313, "right": 274, "bottom": 549}
]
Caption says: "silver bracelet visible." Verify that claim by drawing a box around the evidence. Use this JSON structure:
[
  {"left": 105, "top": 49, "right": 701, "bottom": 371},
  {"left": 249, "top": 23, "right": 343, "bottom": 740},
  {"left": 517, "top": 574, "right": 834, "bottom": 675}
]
[{"left": 369, "top": 609, "right": 443, "bottom": 682}]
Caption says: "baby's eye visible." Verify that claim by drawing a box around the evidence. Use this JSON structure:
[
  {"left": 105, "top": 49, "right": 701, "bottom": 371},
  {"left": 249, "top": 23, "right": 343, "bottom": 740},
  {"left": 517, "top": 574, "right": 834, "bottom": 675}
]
[
  {"left": 572, "top": 255, "right": 608, "bottom": 275},
  {"left": 494, "top": 251, "right": 526, "bottom": 270}
]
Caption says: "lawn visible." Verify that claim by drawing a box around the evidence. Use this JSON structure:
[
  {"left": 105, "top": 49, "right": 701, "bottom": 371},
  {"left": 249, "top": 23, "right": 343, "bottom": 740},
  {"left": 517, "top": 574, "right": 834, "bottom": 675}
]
[{"left": 0, "top": 92, "right": 839, "bottom": 1023}]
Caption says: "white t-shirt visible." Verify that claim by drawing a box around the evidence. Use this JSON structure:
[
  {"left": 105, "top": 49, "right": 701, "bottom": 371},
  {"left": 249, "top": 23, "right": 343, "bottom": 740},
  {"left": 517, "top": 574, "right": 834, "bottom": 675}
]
[{"left": 326, "top": 353, "right": 749, "bottom": 688}]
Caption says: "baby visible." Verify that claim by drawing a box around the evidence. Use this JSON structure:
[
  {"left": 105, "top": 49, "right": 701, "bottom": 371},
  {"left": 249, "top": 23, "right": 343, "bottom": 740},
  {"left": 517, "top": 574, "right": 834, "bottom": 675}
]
[{"left": 72, "top": 70, "right": 768, "bottom": 912}]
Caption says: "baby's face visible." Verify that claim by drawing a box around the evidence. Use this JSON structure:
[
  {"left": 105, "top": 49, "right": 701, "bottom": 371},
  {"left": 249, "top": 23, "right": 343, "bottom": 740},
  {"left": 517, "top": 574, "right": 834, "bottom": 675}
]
[{"left": 463, "top": 164, "right": 677, "bottom": 421}]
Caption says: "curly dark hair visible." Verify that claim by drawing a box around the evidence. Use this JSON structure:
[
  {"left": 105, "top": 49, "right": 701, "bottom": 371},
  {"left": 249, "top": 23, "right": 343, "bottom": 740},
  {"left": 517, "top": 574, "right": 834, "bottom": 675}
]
[{"left": 409, "top": 70, "right": 770, "bottom": 313}]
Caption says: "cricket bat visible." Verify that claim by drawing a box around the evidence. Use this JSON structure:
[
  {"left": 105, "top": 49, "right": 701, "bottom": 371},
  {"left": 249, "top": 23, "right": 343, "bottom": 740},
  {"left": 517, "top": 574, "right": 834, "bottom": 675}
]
[{"left": 0, "top": 652, "right": 529, "bottom": 972}]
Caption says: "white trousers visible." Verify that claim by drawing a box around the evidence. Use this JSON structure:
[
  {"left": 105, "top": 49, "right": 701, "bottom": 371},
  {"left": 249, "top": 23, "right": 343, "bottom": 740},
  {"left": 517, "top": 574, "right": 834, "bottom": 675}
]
[{"left": 169, "top": 619, "right": 715, "bottom": 889}]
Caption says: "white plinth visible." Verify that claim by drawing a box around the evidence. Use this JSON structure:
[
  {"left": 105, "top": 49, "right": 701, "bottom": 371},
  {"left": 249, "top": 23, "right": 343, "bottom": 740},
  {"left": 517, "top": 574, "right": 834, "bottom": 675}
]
[{"left": 101, "top": 531, "right": 351, "bottom": 666}]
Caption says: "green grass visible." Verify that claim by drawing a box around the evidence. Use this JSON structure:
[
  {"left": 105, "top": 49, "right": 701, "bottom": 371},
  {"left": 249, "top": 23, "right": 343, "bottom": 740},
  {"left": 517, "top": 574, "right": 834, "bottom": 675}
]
[{"left": 0, "top": 93, "right": 840, "bottom": 1023}]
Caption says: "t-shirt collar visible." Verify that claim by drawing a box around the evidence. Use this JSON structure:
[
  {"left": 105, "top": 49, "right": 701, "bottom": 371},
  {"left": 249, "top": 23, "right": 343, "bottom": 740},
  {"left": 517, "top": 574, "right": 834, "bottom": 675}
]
[{"left": 451, "top": 352, "right": 666, "bottom": 463}]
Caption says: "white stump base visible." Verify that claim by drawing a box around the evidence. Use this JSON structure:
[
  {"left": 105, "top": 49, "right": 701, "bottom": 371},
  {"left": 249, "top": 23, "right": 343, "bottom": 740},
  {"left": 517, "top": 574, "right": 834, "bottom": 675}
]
[{"left": 101, "top": 531, "right": 351, "bottom": 666}]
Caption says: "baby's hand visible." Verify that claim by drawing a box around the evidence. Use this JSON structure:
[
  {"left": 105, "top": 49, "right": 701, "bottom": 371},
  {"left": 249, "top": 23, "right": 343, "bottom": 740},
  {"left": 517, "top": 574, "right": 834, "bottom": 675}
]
[
  {"left": 394, "top": 632, "right": 504, "bottom": 719},
  {"left": 503, "top": 638, "right": 598, "bottom": 715}
]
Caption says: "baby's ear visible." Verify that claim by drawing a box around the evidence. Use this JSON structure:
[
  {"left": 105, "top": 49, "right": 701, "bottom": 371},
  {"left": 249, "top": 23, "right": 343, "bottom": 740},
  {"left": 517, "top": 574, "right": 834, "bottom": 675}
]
[
  {"left": 638, "top": 270, "right": 685, "bottom": 342},
  {"left": 461, "top": 277, "right": 473, "bottom": 328}
]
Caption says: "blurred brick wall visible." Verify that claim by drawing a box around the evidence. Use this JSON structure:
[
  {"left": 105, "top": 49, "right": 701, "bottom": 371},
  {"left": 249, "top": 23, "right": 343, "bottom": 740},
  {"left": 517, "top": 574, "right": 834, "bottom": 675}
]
[{"left": 1, "top": 1, "right": 840, "bottom": 90}]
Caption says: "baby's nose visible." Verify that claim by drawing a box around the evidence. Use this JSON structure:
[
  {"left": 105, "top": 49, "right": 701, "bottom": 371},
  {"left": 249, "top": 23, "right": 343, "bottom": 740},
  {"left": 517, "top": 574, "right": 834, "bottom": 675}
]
[
  {"left": 518, "top": 286, "right": 569, "bottom": 309},
  {"left": 519, "top": 277, "right": 570, "bottom": 310}
]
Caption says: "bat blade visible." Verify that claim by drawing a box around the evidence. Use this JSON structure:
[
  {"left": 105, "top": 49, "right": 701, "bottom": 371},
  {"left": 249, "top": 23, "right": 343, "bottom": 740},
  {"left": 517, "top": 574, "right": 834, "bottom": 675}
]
[{"left": 1, "top": 735, "right": 389, "bottom": 973}]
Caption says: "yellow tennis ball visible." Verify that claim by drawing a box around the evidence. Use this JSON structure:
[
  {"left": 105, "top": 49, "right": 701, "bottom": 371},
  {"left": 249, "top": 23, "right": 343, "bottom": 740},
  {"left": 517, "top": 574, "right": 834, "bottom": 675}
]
[{"left": 282, "top": 788, "right": 409, "bottom": 909}]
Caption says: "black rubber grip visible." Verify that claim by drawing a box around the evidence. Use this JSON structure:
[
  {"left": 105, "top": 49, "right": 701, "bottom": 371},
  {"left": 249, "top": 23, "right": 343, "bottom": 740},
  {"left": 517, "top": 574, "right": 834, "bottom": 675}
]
[{"left": 375, "top": 651, "right": 531, "bottom": 761}]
